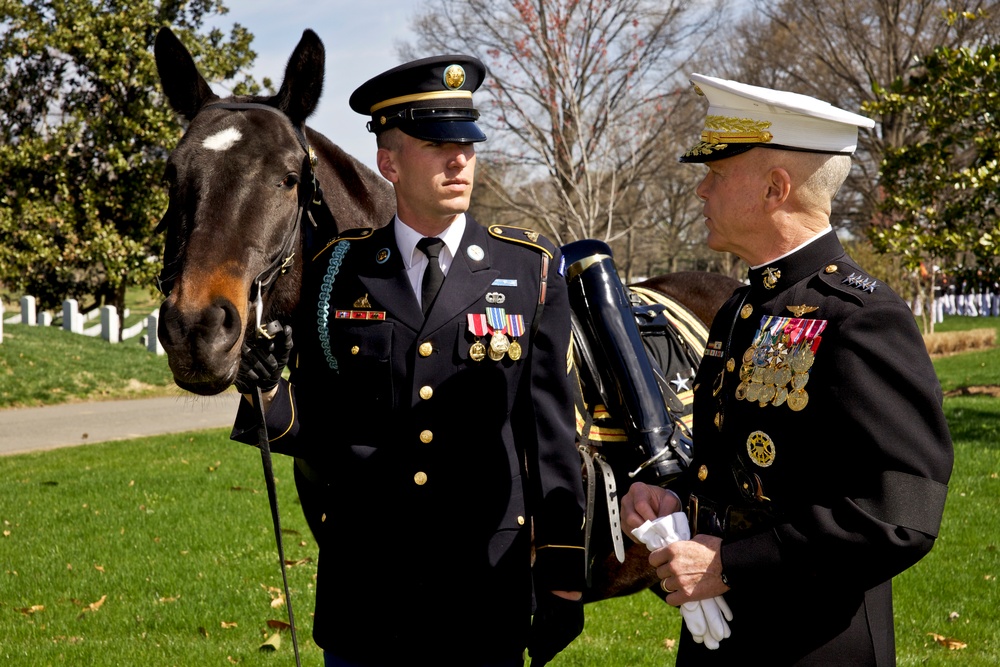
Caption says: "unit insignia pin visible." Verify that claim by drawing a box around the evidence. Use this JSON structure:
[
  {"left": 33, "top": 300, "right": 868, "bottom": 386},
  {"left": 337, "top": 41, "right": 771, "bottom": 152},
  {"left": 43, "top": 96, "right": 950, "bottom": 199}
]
[
  {"left": 376, "top": 248, "right": 391, "bottom": 264},
  {"left": 354, "top": 294, "right": 371, "bottom": 309},
  {"left": 746, "top": 431, "right": 776, "bottom": 467},
  {"left": 467, "top": 245, "right": 485, "bottom": 261}
]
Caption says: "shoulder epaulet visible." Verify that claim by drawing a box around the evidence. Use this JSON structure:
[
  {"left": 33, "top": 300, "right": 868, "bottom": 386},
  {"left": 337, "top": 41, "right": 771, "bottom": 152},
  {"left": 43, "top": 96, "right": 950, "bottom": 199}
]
[
  {"left": 488, "top": 225, "right": 555, "bottom": 259},
  {"left": 817, "top": 262, "right": 875, "bottom": 306},
  {"left": 311, "top": 227, "right": 376, "bottom": 262}
]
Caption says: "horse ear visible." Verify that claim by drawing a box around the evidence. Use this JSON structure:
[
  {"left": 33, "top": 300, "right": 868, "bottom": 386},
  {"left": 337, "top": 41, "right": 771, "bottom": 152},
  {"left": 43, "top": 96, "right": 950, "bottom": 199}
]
[
  {"left": 154, "top": 27, "right": 219, "bottom": 122},
  {"left": 271, "top": 29, "right": 325, "bottom": 126}
]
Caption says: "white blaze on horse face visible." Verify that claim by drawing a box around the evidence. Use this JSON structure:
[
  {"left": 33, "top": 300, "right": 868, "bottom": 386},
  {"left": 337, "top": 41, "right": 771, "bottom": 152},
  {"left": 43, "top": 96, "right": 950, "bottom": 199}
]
[{"left": 202, "top": 126, "right": 243, "bottom": 152}]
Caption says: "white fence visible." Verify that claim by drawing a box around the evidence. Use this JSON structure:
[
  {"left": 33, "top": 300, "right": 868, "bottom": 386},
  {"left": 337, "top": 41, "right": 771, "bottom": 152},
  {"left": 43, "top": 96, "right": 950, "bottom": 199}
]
[{"left": 1, "top": 296, "right": 164, "bottom": 355}]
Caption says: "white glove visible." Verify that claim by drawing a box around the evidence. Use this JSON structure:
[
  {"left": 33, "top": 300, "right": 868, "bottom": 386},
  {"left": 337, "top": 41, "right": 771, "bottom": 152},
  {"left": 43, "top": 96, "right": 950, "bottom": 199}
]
[{"left": 631, "top": 513, "right": 733, "bottom": 649}]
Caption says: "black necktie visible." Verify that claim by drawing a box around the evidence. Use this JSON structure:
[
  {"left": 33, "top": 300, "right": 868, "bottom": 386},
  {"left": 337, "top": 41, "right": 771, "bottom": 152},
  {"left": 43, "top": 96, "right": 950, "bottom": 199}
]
[{"left": 417, "top": 237, "right": 445, "bottom": 316}]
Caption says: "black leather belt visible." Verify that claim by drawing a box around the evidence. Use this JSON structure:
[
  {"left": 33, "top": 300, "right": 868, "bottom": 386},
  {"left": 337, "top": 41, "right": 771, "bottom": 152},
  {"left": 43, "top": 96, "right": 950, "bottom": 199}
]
[{"left": 687, "top": 493, "right": 776, "bottom": 539}]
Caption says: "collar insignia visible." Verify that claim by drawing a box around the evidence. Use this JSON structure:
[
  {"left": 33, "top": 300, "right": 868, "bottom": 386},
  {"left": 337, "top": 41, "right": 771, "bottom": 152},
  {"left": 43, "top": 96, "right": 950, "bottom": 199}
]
[{"left": 762, "top": 267, "right": 781, "bottom": 289}]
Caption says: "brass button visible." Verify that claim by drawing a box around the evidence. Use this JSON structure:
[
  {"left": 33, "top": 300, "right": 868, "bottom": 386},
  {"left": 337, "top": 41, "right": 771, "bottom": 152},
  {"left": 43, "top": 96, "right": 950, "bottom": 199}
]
[
  {"left": 419, "top": 430, "right": 433, "bottom": 443},
  {"left": 350, "top": 345, "right": 360, "bottom": 355},
  {"left": 321, "top": 513, "right": 327, "bottom": 522},
  {"left": 825, "top": 264, "right": 838, "bottom": 274},
  {"left": 419, "top": 386, "right": 433, "bottom": 400},
  {"left": 517, "top": 516, "right": 525, "bottom": 526},
  {"left": 418, "top": 342, "right": 433, "bottom": 357},
  {"left": 698, "top": 465, "right": 708, "bottom": 481},
  {"left": 726, "top": 358, "right": 735, "bottom": 372},
  {"left": 740, "top": 304, "right": 753, "bottom": 319},
  {"left": 414, "top": 471, "right": 427, "bottom": 486}
]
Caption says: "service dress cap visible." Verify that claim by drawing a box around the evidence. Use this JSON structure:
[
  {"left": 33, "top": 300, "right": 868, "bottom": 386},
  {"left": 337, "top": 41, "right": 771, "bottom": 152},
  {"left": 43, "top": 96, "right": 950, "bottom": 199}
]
[
  {"left": 349, "top": 55, "right": 487, "bottom": 143},
  {"left": 680, "top": 73, "right": 875, "bottom": 163}
]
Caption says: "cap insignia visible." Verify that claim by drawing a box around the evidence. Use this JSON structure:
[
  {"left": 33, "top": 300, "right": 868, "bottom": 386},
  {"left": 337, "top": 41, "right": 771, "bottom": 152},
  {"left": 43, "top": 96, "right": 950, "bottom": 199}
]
[
  {"left": 524, "top": 231, "right": 539, "bottom": 242},
  {"left": 701, "top": 115, "right": 773, "bottom": 145},
  {"left": 443, "top": 64, "right": 466, "bottom": 90}
]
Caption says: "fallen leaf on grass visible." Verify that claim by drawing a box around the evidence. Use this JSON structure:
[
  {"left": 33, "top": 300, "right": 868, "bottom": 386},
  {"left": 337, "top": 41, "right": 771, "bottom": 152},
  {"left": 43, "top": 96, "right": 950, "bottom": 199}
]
[
  {"left": 662, "top": 638, "right": 676, "bottom": 651},
  {"left": 270, "top": 595, "right": 285, "bottom": 609},
  {"left": 94, "top": 565, "right": 104, "bottom": 573},
  {"left": 75, "top": 595, "right": 107, "bottom": 619},
  {"left": 17, "top": 605, "right": 44, "bottom": 615},
  {"left": 284, "top": 557, "right": 313, "bottom": 568},
  {"left": 259, "top": 632, "right": 281, "bottom": 652},
  {"left": 221, "top": 621, "right": 238, "bottom": 629},
  {"left": 158, "top": 596, "right": 180, "bottom": 603},
  {"left": 266, "top": 620, "right": 291, "bottom": 631},
  {"left": 198, "top": 626, "right": 209, "bottom": 638},
  {"left": 208, "top": 461, "right": 222, "bottom": 472},
  {"left": 227, "top": 656, "right": 238, "bottom": 664},
  {"left": 928, "top": 632, "right": 968, "bottom": 650}
]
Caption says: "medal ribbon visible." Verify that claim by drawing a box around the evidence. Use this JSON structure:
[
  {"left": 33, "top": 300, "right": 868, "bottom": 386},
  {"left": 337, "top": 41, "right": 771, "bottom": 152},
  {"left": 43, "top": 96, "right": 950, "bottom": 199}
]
[
  {"left": 506, "top": 314, "right": 524, "bottom": 338},
  {"left": 467, "top": 313, "right": 488, "bottom": 337},
  {"left": 486, "top": 307, "right": 507, "bottom": 333}
]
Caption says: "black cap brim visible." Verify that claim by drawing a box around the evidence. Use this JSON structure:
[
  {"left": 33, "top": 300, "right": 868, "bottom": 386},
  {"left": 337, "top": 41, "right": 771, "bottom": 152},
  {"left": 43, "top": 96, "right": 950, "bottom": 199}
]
[{"left": 401, "top": 120, "right": 487, "bottom": 143}]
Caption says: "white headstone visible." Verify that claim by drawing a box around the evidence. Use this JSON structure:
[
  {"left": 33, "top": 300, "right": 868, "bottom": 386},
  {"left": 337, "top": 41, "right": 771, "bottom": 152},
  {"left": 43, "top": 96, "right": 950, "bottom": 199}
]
[
  {"left": 20, "top": 296, "right": 36, "bottom": 325},
  {"left": 38, "top": 311, "right": 53, "bottom": 326},
  {"left": 63, "top": 299, "right": 82, "bottom": 333},
  {"left": 100, "top": 305, "right": 120, "bottom": 344},
  {"left": 0, "top": 298, "right": 4, "bottom": 343},
  {"left": 147, "top": 309, "right": 164, "bottom": 355}
]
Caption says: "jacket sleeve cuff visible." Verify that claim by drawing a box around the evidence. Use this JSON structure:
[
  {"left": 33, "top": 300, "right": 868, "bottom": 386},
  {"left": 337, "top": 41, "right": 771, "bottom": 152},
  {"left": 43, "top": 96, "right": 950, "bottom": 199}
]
[{"left": 229, "top": 380, "right": 300, "bottom": 454}]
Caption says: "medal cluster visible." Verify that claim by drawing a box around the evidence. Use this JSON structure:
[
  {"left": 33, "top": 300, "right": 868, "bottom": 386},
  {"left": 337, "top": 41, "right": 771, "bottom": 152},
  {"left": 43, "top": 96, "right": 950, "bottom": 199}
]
[
  {"left": 735, "top": 316, "right": 826, "bottom": 412},
  {"left": 468, "top": 308, "right": 524, "bottom": 362}
]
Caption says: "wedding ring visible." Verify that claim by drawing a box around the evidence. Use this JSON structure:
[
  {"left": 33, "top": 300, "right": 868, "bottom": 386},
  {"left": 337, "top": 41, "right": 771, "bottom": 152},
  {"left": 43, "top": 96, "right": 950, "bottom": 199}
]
[{"left": 660, "top": 579, "right": 677, "bottom": 594}]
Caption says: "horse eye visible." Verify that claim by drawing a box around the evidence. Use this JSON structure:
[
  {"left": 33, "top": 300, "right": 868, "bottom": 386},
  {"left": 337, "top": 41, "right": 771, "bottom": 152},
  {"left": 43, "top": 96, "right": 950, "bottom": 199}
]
[{"left": 280, "top": 173, "right": 300, "bottom": 188}]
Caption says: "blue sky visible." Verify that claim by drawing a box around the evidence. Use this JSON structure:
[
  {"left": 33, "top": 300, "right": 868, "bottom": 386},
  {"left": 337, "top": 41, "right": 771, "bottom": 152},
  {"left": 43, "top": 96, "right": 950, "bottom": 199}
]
[{"left": 214, "top": 0, "right": 427, "bottom": 172}]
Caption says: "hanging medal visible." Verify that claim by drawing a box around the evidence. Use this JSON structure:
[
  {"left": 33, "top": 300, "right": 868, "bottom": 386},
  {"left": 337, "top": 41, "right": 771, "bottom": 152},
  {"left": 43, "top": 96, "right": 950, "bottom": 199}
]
[
  {"left": 506, "top": 313, "right": 525, "bottom": 361},
  {"left": 467, "top": 313, "right": 488, "bottom": 361},
  {"left": 485, "top": 306, "right": 510, "bottom": 360}
]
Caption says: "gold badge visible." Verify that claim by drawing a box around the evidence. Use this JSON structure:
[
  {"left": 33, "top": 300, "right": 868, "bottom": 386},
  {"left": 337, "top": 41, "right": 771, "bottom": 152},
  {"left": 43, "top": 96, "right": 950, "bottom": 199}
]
[
  {"left": 524, "top": 231, "right": 539, "bottom": 242},
  {"left": 443, "top": 64, "right": 466, "bottom": 90},
  {"left": 746, "top": 431, "right": 775, "bottom": 467},
  {"left": 354, "top": 293, "right": 371, "bottom": 309},
  {"left": 697, "top": 465, "right": 708, "bottom": 481},
  {"left": 762, "top": 267, "right": 781, "bottom": 289},
  {"left": 376, "top": 248, "right": 390, "bottom": 264},
  {"left": 787, "top": 304, "right": 819, "bottom": 318},
  {"left": 740, "top": 304, "right": 754, "bottom": 319}
]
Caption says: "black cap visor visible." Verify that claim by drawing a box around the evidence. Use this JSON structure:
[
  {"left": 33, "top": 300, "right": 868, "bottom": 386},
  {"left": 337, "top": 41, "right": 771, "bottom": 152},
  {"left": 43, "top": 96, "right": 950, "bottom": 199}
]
[{"left": 401, "top": 120, "right": 487, "bottom": 143}]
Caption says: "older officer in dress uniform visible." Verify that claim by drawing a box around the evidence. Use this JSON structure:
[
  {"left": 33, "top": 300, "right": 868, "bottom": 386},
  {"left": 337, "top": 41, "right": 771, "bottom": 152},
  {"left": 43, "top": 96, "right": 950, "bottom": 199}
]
[
  {"left": 621, "top": 74, "right": 954, "bottom": 665},
  {"left": 233, "top": 56, "right": 586, "bottom": 666}
]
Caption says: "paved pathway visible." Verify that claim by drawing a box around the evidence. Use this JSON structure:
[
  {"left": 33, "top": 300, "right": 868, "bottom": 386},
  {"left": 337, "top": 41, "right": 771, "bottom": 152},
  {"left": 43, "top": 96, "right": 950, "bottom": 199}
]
[{"left": 0, "top": 392, "right": 241, "bottom": 456}]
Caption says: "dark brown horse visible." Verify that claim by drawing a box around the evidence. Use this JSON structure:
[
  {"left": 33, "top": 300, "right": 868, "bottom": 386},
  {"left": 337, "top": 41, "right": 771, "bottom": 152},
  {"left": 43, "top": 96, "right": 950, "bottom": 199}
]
[{"left": 152, "top": 27, "right": 741, "bottom": 604}]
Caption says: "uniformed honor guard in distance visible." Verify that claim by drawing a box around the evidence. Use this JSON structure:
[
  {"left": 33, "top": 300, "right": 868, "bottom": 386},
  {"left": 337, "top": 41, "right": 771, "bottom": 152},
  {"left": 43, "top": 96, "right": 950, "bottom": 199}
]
[
  {"left": 621, "top": 74, "right": 954, "bottom": 665},
  {"left": 232, "top": 55, "right": 586, "bottom": 666}
]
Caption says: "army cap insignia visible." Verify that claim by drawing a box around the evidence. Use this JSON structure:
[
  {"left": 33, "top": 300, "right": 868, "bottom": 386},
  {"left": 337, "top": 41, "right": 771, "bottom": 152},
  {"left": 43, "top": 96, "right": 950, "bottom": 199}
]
[{"left": 443, "top": 64, "right": 466, "bottom": 90}]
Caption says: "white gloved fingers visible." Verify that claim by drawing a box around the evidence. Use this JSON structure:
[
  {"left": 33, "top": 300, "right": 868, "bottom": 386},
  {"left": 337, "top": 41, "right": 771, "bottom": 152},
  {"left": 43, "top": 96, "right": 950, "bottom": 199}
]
[
  {"left": 690, "top": 632, "right": 704, "bottom": 644},
  {"left": 702, "top": 632, "right": 721, "bottom": 650},
  {"left": 700, "top": 597, "right": 729, "bottom": 642},
  {"left": 680, "top": 601, "right": 707, "bottom": 637},
  {"left": 716, "top": 594, "right": 733, "bottom": 622}
]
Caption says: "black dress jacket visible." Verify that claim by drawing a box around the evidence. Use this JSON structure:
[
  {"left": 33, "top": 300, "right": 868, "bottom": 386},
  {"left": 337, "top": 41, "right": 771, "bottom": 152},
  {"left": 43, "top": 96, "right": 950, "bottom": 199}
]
[
  {"left": 677, "top": 231, "right": 953, "bottom": 666},
  {"left": 235, "top": 217, "right": 585, "bottom": 664}
]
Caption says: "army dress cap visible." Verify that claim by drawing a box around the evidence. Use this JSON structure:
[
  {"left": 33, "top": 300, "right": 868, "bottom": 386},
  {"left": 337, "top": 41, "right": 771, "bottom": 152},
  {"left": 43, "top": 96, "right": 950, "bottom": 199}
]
[
  {"left": 349, "top": 55, "right": 487, "bottom": 143},
  {"left": 680, "top": 73, "right": 876, "bottom": 163}
]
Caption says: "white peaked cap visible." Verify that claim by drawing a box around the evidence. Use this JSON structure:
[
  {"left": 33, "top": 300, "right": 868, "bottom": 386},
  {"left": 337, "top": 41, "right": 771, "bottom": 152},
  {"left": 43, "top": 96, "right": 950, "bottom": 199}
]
[{"left": 680, "top": 73, "right": 876, "bottom": 163}]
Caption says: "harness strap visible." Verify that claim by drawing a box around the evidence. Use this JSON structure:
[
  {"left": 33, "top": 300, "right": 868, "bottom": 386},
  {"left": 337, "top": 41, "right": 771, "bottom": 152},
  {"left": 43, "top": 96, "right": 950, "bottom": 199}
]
[{"left": 253, "top": 387, "right": 303, "bottom": 667}]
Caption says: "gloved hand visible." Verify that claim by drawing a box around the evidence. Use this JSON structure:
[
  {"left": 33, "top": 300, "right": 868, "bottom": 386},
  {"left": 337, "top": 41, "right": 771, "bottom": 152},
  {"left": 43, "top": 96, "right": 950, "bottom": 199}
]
[
  {"left": 631, "top": 512, "right": 733, "bottom": 650},
  {"left": 234, "top": 321, "right": 293, "bottom": 394},
  {"left": 527, "top": 591, "right": 584, "bottom": 666}
]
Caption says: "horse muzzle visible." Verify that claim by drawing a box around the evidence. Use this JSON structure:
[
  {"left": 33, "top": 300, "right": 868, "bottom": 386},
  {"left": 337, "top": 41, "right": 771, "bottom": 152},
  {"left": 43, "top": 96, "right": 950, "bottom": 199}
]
[{"left": 157, "top": 293, "right": 246, "bottom": 395}]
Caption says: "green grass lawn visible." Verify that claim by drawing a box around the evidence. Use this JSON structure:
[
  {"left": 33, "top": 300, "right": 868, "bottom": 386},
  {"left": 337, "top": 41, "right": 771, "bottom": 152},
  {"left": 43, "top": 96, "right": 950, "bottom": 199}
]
[{"left": 0, "top": 314, "right": 997, "bottom": 664}]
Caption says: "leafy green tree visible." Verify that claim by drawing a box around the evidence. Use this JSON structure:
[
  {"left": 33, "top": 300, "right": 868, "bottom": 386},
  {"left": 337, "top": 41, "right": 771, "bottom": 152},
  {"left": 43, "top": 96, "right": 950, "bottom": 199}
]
[
  {"left": 0, "top": 0, "right": 264, "bottom": 318},
  {"left": 865, "top": 39, "right": 1000, "bottom": 331},
  {"left": 868, "top": 42, "right": 1000, "bottom": 269}
]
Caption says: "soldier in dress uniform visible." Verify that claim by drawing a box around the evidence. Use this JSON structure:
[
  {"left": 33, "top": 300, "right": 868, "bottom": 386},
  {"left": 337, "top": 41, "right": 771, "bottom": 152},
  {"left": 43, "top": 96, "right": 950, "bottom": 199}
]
[
  {"left": 621, "top": 74, "right": 954, "bottom": 665},
  {"left": 232, "top": 56, "right": 586, "bottom": 666}
]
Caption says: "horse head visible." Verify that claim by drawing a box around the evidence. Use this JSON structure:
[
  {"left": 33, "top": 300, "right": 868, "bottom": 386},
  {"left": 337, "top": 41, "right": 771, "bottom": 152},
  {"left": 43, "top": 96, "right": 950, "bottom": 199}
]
[{"left": 153, "top": 27, "right": 393, "bottom": 396}]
